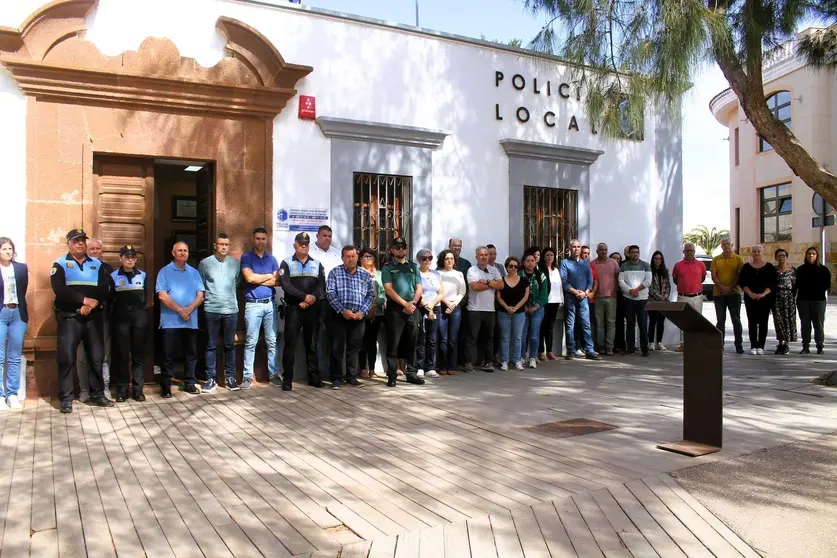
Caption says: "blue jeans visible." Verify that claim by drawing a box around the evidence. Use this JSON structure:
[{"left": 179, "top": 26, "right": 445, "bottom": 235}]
[
  {"left": 497, "top": 311, "right": 525, "bottom": 364},
  {"left": 244, "top": 302, "right": 277, "bottom": 380},
  {"left": 416, "top": 307, "right": 441, "bottom": 371},
  {"left": 0, "top": 307, "right": 27, "bottom": 398},
  {"left": 565, "top": 297, "right": 595, "bottom": 354},
  {"left": 205, "top": 312, "right": 237, "bottom": 382},
  {"left": 437, "top": 306, "right": 461, "bottom": 370},
  {"left": 521, "top": 306, "right": 545, "bottom": 359}
]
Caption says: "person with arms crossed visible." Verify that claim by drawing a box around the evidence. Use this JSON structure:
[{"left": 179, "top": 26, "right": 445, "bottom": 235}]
[{"left": 464, "top": 246, "right": 504, "bottom": 372}]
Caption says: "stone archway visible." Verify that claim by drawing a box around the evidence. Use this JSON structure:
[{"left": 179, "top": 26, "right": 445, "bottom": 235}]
[{"left": 0, "top": 0, "right": 311, "bottom": 397}]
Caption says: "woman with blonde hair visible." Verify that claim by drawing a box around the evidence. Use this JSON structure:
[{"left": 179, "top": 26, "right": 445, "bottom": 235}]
[{"left": 738, "top": 245, "right": 776, "bottom": 355}]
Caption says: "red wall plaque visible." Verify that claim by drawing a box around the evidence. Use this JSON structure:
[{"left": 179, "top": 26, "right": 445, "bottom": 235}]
[{"left": 298, "top": 95, "right": 316, "bottom": 120}]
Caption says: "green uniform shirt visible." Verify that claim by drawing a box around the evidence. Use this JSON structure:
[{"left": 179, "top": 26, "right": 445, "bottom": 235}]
[
  {"left": 199, "top": 255, "right": 240, "bottom": 314},
  {"left": 382, "top": 259, "right": 420, "bottom": 306}
]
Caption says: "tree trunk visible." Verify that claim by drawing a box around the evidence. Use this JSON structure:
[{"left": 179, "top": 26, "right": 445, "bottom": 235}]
[{"left": 710, "top": 33, "right": 837, "bottom": 209}]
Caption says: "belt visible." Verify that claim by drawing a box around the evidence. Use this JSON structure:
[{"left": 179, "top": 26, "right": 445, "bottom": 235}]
[
  {"left": 246, "top": 297, "right": 275, "bottom": 304},
  {"left": 118, "top": 305, "right": 147, "bottom": 312},
  {"left": 3, "top": 304, "right": 18, "bottom": 309},
  {"left": 679, "top": 293, "right": 701, "bottom": 297}
]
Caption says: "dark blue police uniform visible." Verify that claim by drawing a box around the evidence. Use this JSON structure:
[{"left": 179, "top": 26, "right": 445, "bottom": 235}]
[
  {"left": 51, "top": 229, "right": 113, "bottom": 411},
  {"left": 110, "top": 245, "right": 149, "bottom": 401}
]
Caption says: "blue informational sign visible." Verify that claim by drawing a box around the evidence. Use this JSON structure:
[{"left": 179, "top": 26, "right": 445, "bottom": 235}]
[{"left": 276, "top": 207, "right": 328, "bottom": 232}]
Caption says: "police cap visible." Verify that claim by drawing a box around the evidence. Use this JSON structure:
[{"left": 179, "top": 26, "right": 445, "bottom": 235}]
[
  {"left": 391, "top": 237, "right": 408, "bottom": 249},
  {"left": 66, "top": 229, "right": 88, "bottom": 242},
  {"left": 294, "top": 232, "right": 311, "bottom": 244},
  {"left": 119, "top": 245, "right": 137, "bottom": 257}
]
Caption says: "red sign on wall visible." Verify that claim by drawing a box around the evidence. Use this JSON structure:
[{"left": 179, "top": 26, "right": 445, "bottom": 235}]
[{"left": 298, "top": 95, "right": 316, "bottom": 120}]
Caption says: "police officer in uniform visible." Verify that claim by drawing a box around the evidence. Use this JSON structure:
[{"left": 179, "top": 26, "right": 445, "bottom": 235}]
[
  {"left": 51, "top": 229, "right": 114, "bottom": 413},
  {"left": 111, "top": 245, "right": 150, "bottom": 402},
  {"left": 279, "top": 232, "right": 325, "bottom": 390}
]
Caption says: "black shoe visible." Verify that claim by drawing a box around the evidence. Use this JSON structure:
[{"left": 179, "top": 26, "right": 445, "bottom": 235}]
[
  {"left": 406, "top": 376, "right": 425, "bottom": 385},
  {"left": 641, "top": 349, "right": 650, "bottom": 357},
  {"left": 89, "top": 396, "right": 115, "bottom": 408},
  {"left": 60, "top": 401, "right": 73, "bottom": 414},
  {"left": 386, "top": 377, "right": 397, "bottom": 387},
  {"left": 348, "top": 378, "right": 364, "bottom": 387},
  {"left": 133, "top": 390, "right": 146, "bottom": 402},
  {"left": 735, "top": 346, "right": 745, "bottom": 354},
  {"left": 782, "top": 345, "right": 790, "bottom": 355},
  {"left": 270, "top": 375, "right": 283, "bottom": 387},
  {"left": 625, "top": 349, "right": 636, "bottom": 356},
  {"left": 160, "top": 385, "right": 172, "bottom": 398},
  {"left": 564, "top": 354, "right": 574, "bottom": 361},
  {"left": 343, "top": 376, "right": 351, "bottom": 384},
  {"left": 800, "top": 346, "right": 811, "bottom": 354},
  {"left": 775, "top": 345, "right": 784, "bottom": 355},
  {"left": 331, "top": 379, "right": 341, "bottom": 390},
  {"left": 817, "top": 347, "right": 824, "bottom": 355},
  {"left": 184, "top": 384, "right": 201, "bottom": 395},
  {"left": 115, "top": 391, "right": 128, "bottom": 403},
  {"left": 585, "top": 353, "right": 602, "bottom": 361},
  {"left": 282, "top": 384, "right": 292, "bottom": 391},
  {"left": 308, "top": 380, "right": 324, "bottom": 388}
]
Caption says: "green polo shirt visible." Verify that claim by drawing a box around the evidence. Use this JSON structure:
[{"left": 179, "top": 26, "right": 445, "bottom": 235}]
[
  {"left": 199, "top": 254, "right": 240, "bottom": 314},
  {"left": 382, "top": 259, "right": 420, "bottom": 305}
]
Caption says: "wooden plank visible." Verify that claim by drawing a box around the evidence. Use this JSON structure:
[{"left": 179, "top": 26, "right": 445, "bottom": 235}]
[
  {"left": 419, "top": 524, "right": 444, "bottom": 558},
  {"left": 443, "top": 521, "right": 471, "bottom": 558},
  {"left": 51, "top": 414, "right": 87, "bottom": 558},
  {"left": 154, "top": 506, "right": 203, "bottom": 558},
  {"left": 642, "top": 477, "right": 744, "bottom": 557},
  {"left": 342, "top": 540, "right": 373, "bottom": 558},
  {"left": 327, "top": 503, "right": 387, "bottom": 541},
  {"left": 573, "top": 491, "right": 625, "bottom": 552},
  {"left": 226, "top": 504, "right": 290, "bottom": 558},
  {"left": 467, "top": 514, "right": 498, "bottom": 558},
  {"left": 489, "top": 509, "right": 525, "bottom": 558},
  {"left": 590, "top": 489, "right": 658, "bottom": 558},
  {"left": 28, "top": 528, "right": 58, "bottom": 558},
  {"left": 369, "top": 535, "right": 398, "bottom": 558},
  {"left": 215, "top": 523, "right": 265, "bottom": 557},
  {"left": 531, "top": 501, "right": 575, "bottom": 558},
  {"left": 607, "top": 485, "right": 685, "bottom": 558},
  {"left": 625, "top": 480, "right": 712, "bottom": 558},
  {"left": 510, "top": 505, "right": 550, "bottom": 558},
  {"left": 1, "top": 466, "right": 32, "bottom": 557},
  {"left": 31, "top": 401, "right": 56, "bottom": 532},
  {"left": 133, "top": 519, "right": 176, "bottom": 558},
  {"left": 394, "top": 530, "right": 420, "bottom": 558},
  {"left": 657, "top": 475, "right": 759, "bottom": 558},
  {"left": 552, "top": 496, "right": 605, "bottom": 558},
  {"left": 309, "top": 550, "right": 340, "bottom": 558}
]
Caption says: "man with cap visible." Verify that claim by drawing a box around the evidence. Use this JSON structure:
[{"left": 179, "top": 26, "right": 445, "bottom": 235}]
[
  {"left": 110, "top": 245, "right": 151, "bottom": 402},
  {"left": 156, "top": 241, "right": 205, "bottom": 396},
  {"left": 51, "top": 229, "right": 114, "bottom": 413},
  {"left": 381, "top": 237, "right": 425, "bottom": 387},
  {"left": 279, "top": 232, "right": 326, "bottom": 390},
  {"left": 76, "top": 237, "right": 115, "bottom": 401},
  {"left": 240, "top": 227, "right": 280, "bottom": 389}
]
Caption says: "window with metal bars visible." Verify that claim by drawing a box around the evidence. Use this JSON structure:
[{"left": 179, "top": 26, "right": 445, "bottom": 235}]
[
  {"left": 353, "top": 173, "right": 412, "bottom": 266},
  {"left": 523, "top": 186, "right": 578, "bottom": 257}
]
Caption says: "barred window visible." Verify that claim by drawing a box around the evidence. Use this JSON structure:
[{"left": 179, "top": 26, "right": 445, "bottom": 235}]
[
  {"left": 524, "top": 186, "right": 578, "bottom": 257},
  {"left": 353, "top": 173, "right": 411, "bottom": 266}
]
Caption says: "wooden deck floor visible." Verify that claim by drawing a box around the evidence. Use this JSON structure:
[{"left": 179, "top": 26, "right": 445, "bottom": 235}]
[{"left": 3, "top": 353, "right": 835, "bottom": 557}]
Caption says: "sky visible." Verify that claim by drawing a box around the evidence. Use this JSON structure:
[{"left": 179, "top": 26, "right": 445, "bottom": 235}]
[{"left": 305, "top": 0, "right": 732, "bottom": 234}]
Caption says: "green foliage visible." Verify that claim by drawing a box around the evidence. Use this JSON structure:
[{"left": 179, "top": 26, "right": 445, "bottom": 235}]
[
  {"left": 521, "top": 0, "right": 837, "bottom": 138},
  {"left": 480, "top": 34, "right": 525, "bottom": 48},
  {"left": 683, "top": 226, "right": 730, "bottom": 254}
]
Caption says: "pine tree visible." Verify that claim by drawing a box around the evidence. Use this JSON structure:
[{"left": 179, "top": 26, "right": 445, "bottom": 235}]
[{"left": 522, "top": 0, "right": 837, "bottom": 206}]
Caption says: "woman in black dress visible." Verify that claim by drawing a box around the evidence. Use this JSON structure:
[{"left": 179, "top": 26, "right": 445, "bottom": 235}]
[{"left": 738, "top": 245, "right": 776, "bottom": 355}]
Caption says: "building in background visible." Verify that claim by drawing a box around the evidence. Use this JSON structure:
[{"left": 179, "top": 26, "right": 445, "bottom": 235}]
[
  {"left": 710, "top": 28, "right": 836, "bottom": 276},
  {"left": 0, "top": 0, "right": 681, "bottom": 396}
]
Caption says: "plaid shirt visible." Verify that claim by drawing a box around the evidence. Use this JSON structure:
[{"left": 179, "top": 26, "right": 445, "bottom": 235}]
[{"left": 326, "top": 265, "right": 375, "bottom": 315}]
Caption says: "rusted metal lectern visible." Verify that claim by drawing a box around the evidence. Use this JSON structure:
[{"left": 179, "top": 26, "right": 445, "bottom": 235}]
[{"left": 646, "top": 301, "right": 723, "bottom": 457}]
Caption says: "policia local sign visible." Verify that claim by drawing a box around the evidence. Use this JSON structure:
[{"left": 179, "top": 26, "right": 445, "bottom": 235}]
[{"left": 494, "top": 70, "right": 592, "bottom": 134}]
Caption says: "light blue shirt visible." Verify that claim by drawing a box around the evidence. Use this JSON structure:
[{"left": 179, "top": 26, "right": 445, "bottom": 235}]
[
  {"left": 199, "top": 255, "right": 240, "bottom": 314},
  {"left": 156, "top": 261, "right": 204, "bottom": 329}
]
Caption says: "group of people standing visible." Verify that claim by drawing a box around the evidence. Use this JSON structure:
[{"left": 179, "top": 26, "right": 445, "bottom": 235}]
[{"left": 0, "top": 227, "right": 832, "bottom": 414}]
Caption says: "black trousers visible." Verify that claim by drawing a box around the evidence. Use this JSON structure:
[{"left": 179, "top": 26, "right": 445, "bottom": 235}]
[
  {"left": 744, "top": 298, "right": 771, "bottom": 349},
  {"left": 385, "top": 309, "right": 419, "bottom": 379},
  {"left": 57, "top": 311, "right": 105, "bottom": 404},
  {"left": 798, "top": 300, "right": 826, "bottom": 349},
  {"left": 359, "top": 315, "right": 382, "bottom": 371},
  {"left": 329, "top": 311, "right": 366, "bottom": 381},
  {"left": 647, "top": 310, "right": 666, "bottom": 343},
  {"left": 540, "top": 302, "right": 560, "bottom": 353},
  {"left": 160, "top": 328, "right": 197, "bottom": 388},
  {"left": 111, "top": 308, "right": 148, "bottom": 391},
  {"left": 465, "top": 311, "right": 495, "bottom": 365},
  {"left": 283, "top": 304, "right": 321, "bottom": 383}
]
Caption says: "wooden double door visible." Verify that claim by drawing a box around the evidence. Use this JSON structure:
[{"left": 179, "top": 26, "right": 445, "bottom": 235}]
[{"left": 92, "top": 155, "right": 214, "bottom": 381}]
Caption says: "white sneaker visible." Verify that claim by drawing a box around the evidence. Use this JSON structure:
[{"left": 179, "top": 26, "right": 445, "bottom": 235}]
[
  {"left": 574, "top": 349, "right": 585, "bottom": 357},
  {"left": 7, "top": 395, "right": 21, "bottom": 409},
  {"left": 648, "top": 344, "right": 655, "bottom": 351},
  {"left": 756, "top": 348, "right": 764, "bottom": 355},
  {"left": 0, "top": 399, "right": 7, "bottom": 412},
  {"left": 514, "top": 361, "right": 524, "bottom": 371},
  {"left": 656, "top": 343, "right": 667, "bottom": 352},
  {"left": 750, "top": 348, "right": 758, "bottom": 355},
  {"left": 500, "top": 362, "right": 509, "bottom": 371},
  {"left": 426, "top": 370, "right": 439, "bottom": 378},
  {"left": 416, "top": 370, "right": 425, "bottom": 378},
  {"left": 528, "top": 358, "right": 537, "bottom": 369}
]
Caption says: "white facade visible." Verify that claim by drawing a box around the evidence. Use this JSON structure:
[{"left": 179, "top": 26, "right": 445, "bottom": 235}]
[{"left": 0, "top": 0, "right": 682, "bottom": 264}]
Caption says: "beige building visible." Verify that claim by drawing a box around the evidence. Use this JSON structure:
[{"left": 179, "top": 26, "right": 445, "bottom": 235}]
[{"left": 710, "top": 28, "right": 836, "bottom": 274}]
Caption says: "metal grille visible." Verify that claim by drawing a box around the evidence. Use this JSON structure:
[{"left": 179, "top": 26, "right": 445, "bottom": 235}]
[
  {"left": 353, "top": 173, "right": 412, "bottom": 265},
  {"left": 523, "top": 187, "right": 578, "bottom": 257}
]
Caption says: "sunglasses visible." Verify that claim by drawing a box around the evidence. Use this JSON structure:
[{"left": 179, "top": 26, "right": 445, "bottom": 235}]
[
  {"left": 420, "top": 256, "right": 433, "bottom": 261},
  {"left": 507, "top": 264, "right": 518, "bottom": 269}
]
